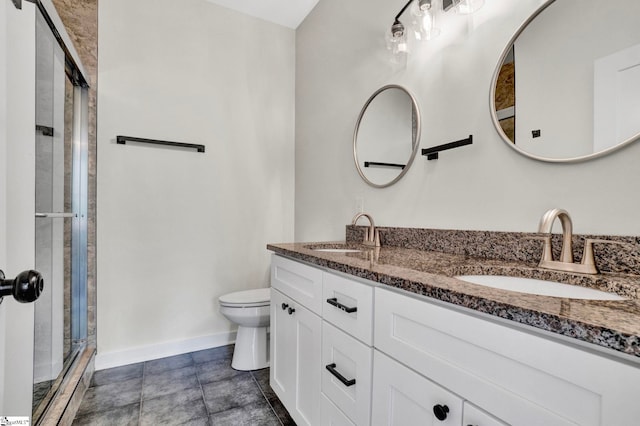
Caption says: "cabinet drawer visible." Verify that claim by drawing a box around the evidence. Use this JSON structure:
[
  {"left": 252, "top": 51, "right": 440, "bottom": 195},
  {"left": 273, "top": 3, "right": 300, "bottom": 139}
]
[
  {"left": 321, "top": 393, "right": 356, "bottom": 426},
  {"left": 463, "top": 402, "right": 508, "bottom": 426},
  {"left": 322, "top": 272, "right": 373, "bottom": 345},
  {"left": 271, "top": 254, "right": 323, "bottom": 314},
  {"left": 322, "top": 321, "right": 372, "bottom": 426},
  {"left": 372, "top": 350, "right": 463, "bottom": 426}
]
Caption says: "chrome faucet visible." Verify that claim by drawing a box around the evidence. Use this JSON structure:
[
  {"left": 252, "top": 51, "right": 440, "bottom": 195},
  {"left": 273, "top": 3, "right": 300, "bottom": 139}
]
[
  {"left": 352, "top": 212, "right": 380, "bottom": 247},
  {"left": 535, "top": 208, "right": 626, "bottom": 274},
  {"left": 538, "top": 208, "right": 574, "bottom": 265}
]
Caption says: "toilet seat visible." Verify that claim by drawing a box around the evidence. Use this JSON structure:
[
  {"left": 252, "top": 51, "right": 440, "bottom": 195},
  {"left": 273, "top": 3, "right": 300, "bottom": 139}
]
[{"left": 219, "top": 288, "right": 270, "bottom": 308}]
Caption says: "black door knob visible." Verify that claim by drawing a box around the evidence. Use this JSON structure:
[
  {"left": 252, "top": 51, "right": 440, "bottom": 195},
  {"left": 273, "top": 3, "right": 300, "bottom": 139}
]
[
  {"left": 288, "top": 307, "right": 295, "bottom": 315},
  {"left": 433, "top": 404, "right": 449, "bottom": 421},
  {"left": 0, "top": 269, "right": 44, "bottom": 303},
  {"left": 281, "top": 303, "right": 289, "bottom": 310}
]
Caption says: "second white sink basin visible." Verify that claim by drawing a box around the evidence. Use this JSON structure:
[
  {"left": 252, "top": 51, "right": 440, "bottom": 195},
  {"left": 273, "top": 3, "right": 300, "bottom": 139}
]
[{"left": 456, "top": 275, "right": 626, "bottom": 300}]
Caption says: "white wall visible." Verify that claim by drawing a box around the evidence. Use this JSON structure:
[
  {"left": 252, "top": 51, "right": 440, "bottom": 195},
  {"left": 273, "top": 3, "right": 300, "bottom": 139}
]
[
  {"left": 97, "top": 0, "right": 295, "bottom": 367},
  {"left": 295, "top": 0, "right": 640, "bottom": 240}
]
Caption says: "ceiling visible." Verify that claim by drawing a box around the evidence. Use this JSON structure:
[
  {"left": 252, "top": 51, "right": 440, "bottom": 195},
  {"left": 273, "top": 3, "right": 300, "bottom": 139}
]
[{"left": 205, "top": 0, "right": 320, "bottom": 29}]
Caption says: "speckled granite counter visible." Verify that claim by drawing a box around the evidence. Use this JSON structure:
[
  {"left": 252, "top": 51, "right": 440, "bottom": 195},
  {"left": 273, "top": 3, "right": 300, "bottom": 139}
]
[{"left": 267, "top": 237, "right": 640, "bottom": 360}]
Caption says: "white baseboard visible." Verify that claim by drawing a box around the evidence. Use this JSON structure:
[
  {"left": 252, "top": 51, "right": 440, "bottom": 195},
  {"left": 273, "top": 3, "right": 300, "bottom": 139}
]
[{"left": 94, "top": 331, "right": 236, "bottom": 371}]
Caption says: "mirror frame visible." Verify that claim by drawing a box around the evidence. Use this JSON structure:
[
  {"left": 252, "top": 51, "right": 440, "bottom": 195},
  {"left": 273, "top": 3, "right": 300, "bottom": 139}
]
[
  {"left": 353, "top": 84, "right": 421, "bottom": 188},
  {"left": 489, "top": 0, "right": 640, "bottom": 163}
]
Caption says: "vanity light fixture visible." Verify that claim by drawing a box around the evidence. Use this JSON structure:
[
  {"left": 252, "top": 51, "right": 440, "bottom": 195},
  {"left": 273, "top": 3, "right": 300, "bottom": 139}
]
[
  {"left": 387, "top": 0, "right": 484, "bottom": 56},
  {"left": 387, "top": 0, "right": 436, "bottom": 54}
]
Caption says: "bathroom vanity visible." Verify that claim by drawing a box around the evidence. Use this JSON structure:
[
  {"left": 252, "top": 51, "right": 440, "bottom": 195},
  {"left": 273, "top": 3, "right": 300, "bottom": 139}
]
[{"left": 268, "top": 228, "right": 640, "bottom": 426}]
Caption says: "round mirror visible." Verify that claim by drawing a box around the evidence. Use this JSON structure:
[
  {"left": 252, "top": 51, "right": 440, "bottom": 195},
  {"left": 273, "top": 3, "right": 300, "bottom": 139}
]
[
  {"left": 354, "top": 85, "right": 421, "bottom": 188},
  {"left": 491, "top": 0, "right": 640, "bottom": 162}
]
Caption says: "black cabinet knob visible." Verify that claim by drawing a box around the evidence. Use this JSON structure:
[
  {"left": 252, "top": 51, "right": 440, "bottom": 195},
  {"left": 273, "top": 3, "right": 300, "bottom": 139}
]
[
  {"left": 281, "top": 303, "right": 289, "bottom": 310},
  {"left": 288, "top": 307, "right": 295, "bottom": 315},
  {"left": 433, "top": 404, "right": 449, "bottom": 421},
  {"left": 0, "top": 269, "right": 44, "bottom": 303}
]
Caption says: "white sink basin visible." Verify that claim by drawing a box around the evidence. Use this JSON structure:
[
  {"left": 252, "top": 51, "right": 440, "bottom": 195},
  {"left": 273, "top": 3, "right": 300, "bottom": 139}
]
[
  {"left": 313, "top": 248, "right": 363, "bottom": 253},
  {"left": 456, "top": 275, "right": 626, "bottom": 300}
]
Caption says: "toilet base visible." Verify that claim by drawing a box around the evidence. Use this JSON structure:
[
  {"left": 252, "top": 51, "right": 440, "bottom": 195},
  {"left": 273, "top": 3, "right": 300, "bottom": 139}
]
[{"left": 231, "top": 325, "right": 269, "bottom": 371}]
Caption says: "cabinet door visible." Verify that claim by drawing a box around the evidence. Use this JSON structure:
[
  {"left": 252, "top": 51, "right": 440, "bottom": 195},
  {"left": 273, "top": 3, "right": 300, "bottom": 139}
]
[
  {"left": 463, "top": 402, "right": 508, "bottom": 426},
  {"left": 270, "top": 288, "right": 322, "bottom": 426},
  {"left": 291, "top": 297, "right": 322, "bottom": 426},
  {"left": 322, "top": 321, "right": 372, "bottom": 425},
  {"left": 372, "top": 350, "right": 463, "bottom": 426},
  {"left": 270, "top": 289, "right": 295, "bottom": 405}
]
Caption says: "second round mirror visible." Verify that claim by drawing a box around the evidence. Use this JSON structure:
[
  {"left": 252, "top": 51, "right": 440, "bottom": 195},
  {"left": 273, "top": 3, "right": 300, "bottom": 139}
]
[{"left": 491, "top": 0, "right": 640, "bottom": 162}]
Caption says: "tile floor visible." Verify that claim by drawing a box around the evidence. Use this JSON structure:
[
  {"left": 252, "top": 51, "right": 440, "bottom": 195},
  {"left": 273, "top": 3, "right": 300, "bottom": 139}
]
[{"left": 72, "top": 345, "right": 295, "bottom": 425}]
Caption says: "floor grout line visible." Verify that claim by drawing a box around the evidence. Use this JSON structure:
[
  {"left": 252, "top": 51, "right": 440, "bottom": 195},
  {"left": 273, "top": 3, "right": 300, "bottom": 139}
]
[
  {"left": 250, "top": 370, "right": 285, "bottom": 426},
  {"left": 138, "top": 361, "right": 146, "bottom": 426},
  {"left": 193, "top": 353, "right": 212, "bottom": 425}
]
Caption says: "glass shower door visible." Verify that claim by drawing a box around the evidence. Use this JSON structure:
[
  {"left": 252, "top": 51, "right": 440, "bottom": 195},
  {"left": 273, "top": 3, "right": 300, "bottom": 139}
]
[{"left": 32, "top": 8, "right": 85, "bottom": 417}]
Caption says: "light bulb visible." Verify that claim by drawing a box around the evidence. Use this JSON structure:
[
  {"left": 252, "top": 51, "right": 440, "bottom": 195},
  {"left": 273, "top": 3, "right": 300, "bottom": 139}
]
[
  {"left": 386, "top": 22, "right": 410, "bottom": 55},
  {"left": 412, "top": 0, "right": 440, "bottom": 41}
]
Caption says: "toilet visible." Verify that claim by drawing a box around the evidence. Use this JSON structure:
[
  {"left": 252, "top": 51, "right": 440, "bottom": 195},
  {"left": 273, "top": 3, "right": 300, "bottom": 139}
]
[{"left": 218, "top": 287, "right": 271, "bottom": 371}]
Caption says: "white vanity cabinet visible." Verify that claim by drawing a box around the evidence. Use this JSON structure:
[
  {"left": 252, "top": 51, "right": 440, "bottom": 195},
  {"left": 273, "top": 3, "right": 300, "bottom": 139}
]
[
  {"left": 270, "top": 254, "right": 640, "bottom": 426},
  {"left": 375, "top": 286, "right": 640, "bottom": 426},
  {"left": 270, "top": 256, "right": 323, "bottom": 426}
]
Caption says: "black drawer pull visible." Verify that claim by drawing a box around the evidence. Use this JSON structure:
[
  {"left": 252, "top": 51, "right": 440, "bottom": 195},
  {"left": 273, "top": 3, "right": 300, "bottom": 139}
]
[
  {"left": 326, "top": 297, "right": 357, "bottom": 313},
  {"left": 281, "top": 303, "right": 289, "bottom": 310},
  {"left": 325, "top": 363, "right": 356, "bottom": 387},
  {"left": 288, "top": 307, "right": 295, "bottom": 315}
]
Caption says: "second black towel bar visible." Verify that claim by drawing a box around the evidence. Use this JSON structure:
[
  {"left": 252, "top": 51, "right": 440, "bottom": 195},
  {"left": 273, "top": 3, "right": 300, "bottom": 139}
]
[{"left": 421, "top": 135, "right": 473, "bottom": 160}]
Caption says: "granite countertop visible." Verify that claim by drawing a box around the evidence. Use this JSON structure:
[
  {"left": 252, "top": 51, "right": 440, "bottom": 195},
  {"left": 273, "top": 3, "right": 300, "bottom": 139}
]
[{"left": 267, "top": 241, "right": 640, "bottom": 360}]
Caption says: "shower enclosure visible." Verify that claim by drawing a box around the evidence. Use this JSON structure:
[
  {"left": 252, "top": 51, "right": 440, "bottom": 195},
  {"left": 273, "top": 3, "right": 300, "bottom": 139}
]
[{"left": 31, "top": 2, "right": 89, "bottom": 422}]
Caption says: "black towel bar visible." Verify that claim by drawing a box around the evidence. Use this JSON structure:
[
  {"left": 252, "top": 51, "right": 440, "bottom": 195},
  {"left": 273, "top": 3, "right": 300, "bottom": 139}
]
[
  {"left": 116, "top": 135, "right": 205, "bottom": 153},
  {"left": 421, "top": 135, "right": 473, "bottom": 160}
]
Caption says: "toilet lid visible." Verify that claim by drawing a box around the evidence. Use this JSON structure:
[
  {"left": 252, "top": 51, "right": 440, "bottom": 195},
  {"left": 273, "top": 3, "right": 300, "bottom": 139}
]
[{"left": 219, "top": 288, "right": 271, "bottom": 307}]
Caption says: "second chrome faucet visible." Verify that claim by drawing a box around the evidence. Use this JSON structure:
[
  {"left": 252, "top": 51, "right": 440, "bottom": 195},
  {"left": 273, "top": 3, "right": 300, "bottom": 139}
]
[{"left": 536, "top": 208, "right": 624, "bottom": 274}]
